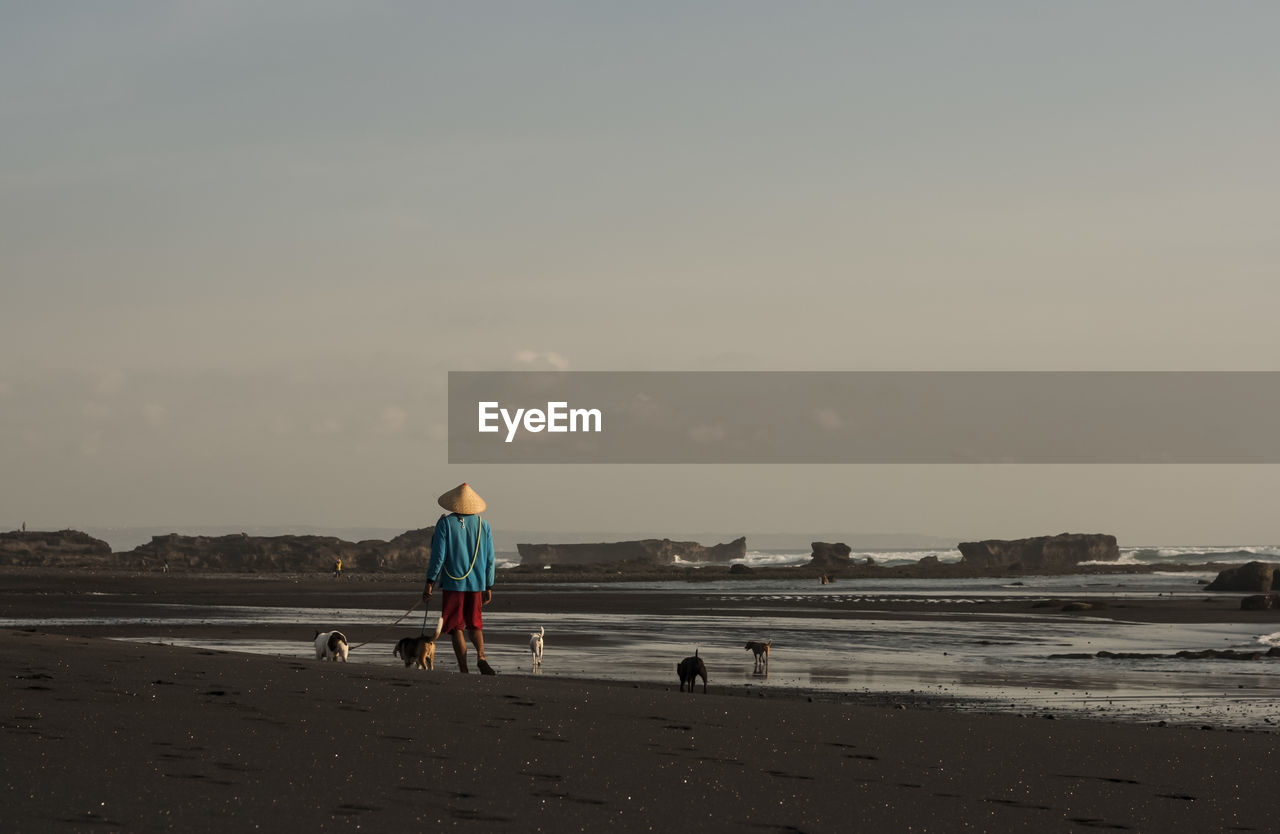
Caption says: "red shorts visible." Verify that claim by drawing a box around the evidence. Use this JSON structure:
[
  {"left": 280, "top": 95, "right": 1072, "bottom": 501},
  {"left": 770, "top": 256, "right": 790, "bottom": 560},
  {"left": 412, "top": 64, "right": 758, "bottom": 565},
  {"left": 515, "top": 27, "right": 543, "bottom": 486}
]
[{"left": 439, "top": 590, "right": 483, "bottom": 633}]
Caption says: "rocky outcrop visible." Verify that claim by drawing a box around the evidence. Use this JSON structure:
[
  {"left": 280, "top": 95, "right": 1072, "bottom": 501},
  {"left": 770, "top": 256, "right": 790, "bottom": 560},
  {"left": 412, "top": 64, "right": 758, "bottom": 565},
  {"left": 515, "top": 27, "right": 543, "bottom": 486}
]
[
  {"left": 125, "top": 528, "right": 435, "bottom": 573},
  {"left": 1207, "top": 562, "right": 1278, "bottom": 593},
  {"left": 808, "top": 542, "right": 853, "bottom": 569},
  {"left": 516, "top": 537, "right": 746, "bottom": 568},
  {"left": 1241, "top": 593, "right": 1280, "bottom": 610},
  {"left": 0, "top": 530, "right": 114, "bottom": 567},
  {"left": 957, "top": 533, "right": 1119, "bottom": 572}
]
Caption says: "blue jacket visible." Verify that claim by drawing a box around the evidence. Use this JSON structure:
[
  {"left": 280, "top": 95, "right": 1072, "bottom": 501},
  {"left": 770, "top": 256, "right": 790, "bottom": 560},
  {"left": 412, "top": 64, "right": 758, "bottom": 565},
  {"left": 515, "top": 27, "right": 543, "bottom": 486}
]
[{"left": 427, "top": 513, "right": 495, "bottom": 592}]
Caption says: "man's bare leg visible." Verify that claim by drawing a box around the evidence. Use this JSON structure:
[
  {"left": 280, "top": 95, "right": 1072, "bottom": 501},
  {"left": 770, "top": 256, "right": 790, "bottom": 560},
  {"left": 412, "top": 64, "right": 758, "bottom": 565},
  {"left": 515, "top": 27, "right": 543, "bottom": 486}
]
[
  {"left": 470, "top": 628, "right": 496, "bottom": 674},
  {"left": 451, "top": 630, "right": 469, "bottom": 673}
]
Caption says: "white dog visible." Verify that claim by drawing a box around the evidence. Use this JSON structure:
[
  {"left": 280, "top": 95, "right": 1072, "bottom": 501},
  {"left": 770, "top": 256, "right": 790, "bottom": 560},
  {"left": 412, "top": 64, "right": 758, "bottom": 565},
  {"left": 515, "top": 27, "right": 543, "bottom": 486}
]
[
  {"left": 314, "top": 630, "right": 349, "bottom": 662},
  {"left": 529, "top": 626, "right": 544, "bottom": 665}
]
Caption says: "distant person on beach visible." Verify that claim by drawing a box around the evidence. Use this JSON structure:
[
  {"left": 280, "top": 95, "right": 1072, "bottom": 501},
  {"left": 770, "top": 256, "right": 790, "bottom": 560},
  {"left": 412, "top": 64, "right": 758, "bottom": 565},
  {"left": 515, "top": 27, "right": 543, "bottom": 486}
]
[
  {"left": 423, "top": 482, "right": 497, "bottom": 675},
  {"left": 333, "top": 559, "right": 342, "bottom": 579}
]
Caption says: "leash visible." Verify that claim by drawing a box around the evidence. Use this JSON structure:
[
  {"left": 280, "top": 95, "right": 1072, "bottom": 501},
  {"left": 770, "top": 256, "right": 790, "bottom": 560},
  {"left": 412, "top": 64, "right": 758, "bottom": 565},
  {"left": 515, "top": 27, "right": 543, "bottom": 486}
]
[{"left": 348, "top": 598, "right": 423, "bottom": 651}]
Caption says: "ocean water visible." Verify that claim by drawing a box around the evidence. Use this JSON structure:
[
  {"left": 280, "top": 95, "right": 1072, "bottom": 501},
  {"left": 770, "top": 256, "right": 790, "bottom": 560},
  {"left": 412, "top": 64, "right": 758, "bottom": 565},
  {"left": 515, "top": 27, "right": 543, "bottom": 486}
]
[
  {"left": 662, "top": 544, "right": 1280, "bottom": 572},
  {"left": 497, "top": 544, "right": 1280, "bottom": 571}
]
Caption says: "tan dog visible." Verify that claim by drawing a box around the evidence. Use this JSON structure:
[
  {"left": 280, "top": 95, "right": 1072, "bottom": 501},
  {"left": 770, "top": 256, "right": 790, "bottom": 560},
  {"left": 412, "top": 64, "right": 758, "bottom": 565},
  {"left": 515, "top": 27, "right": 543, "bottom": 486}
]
[
  {"left": 394, "top": 614, "right": 443, "bottom": 671},
  {"left": 744, "top": 639, "right": 771, "bottom": 673},
  {"left": 394, "top": 636, "right": 435, "bottom": 670}
]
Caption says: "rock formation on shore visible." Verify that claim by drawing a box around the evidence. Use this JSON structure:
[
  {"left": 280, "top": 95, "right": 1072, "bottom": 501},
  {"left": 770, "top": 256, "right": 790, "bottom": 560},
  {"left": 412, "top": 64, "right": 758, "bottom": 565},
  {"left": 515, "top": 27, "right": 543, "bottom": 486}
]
[
  {"left": 957, "top": 533, "right": 1119, "bottom": 571},
  {"left": 1207, "top": 561, "right": 1278, "bottom": 593},
  {"left": 808, "top": 542, "right": 853, "bottom": 569},
  {"left": 516, "top": 537, "right": 746, "bottom": 568},
  {"left": 126, "top": 528, "right": 435, "bottom": 572},
  {"left": 0, "top": 530, "right": 114, "bottom": 567}
]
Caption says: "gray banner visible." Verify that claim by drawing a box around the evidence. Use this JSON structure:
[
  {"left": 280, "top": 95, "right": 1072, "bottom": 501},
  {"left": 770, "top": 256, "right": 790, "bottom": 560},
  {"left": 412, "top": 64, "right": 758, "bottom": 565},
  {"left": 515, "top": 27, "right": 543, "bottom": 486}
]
[{"left": 448, "top": 372, "right": 1280, "bottom": 463}]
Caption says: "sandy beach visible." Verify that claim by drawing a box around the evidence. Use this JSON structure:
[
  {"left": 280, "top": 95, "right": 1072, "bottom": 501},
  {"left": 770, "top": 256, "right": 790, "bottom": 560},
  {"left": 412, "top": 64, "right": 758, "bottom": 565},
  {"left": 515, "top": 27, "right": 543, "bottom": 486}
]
[{"left": 1, "top": 569, "right": 1277, "bottom": 832}]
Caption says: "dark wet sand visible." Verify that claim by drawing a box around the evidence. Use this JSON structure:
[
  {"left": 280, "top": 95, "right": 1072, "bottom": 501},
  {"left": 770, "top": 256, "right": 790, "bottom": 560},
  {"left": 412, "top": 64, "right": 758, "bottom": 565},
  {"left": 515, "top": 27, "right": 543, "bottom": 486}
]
[
  {"left": 0, "top": 567, "right": 1263, "bottom": 627},
  {"left": 2, "top": 570, "right": 1277, "bottom": 832}
]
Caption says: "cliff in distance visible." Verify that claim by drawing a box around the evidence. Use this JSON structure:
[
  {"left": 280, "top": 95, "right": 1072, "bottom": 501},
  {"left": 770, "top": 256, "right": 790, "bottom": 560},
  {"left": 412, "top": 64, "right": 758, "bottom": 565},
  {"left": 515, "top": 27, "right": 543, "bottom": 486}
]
[
  {"left": 0, "top": 530, "right": 114, "bottom": 567},
  {"left": 957, "top": 533, "right": 1120, "bottom": 571},
  {"left": 516, "top": 537, "right": 747, "bottom": 567},
  {"left": 127, "top": 529, "right": 434, "bottom": 572},
  {"left": 0, "top": 528, "right": 433, "bottom": 573}
]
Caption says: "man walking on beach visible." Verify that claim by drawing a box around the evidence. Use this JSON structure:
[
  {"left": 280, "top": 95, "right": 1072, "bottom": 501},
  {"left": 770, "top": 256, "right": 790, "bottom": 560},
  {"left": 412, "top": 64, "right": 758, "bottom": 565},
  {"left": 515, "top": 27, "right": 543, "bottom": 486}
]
[{"left": 423, "top": 482, "right": 497, "bottom": 675}]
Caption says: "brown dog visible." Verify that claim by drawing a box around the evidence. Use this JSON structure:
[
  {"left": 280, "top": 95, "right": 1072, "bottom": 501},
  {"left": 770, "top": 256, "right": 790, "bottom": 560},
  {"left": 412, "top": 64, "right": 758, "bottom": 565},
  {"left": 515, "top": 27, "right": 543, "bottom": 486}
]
[
  {"left": 744, "top": 639, "right": 771, "bottom": 673},
  {"left": 677, "top": 650, "right": 708, "bottom": 694},
  {"left": 394, "top": 636, "right": 435, "bottom": 670}
]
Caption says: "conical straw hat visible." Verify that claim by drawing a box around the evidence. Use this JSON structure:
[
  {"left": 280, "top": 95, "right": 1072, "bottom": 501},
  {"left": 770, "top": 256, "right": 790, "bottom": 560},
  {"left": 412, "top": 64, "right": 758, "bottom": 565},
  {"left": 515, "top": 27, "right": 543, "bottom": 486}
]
[{"left": 438, "top": 482, "right": 486, "bottom": 514}]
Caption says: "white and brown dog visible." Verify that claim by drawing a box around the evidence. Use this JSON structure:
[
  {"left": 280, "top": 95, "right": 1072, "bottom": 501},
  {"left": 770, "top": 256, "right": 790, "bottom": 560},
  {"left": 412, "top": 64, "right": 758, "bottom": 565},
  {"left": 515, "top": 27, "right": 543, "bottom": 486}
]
[
  {"left": 314, "top": 630, "right": 349, "bottom": 662},
  {"left": 529, "top": 626, "right": 544, "bottom": 665}
]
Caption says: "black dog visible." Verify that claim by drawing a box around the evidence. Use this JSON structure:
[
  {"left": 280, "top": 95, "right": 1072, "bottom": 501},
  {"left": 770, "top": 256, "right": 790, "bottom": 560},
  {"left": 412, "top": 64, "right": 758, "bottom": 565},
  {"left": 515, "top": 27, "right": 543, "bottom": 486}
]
[{"left": 677, "top": 650, "right": 708, "bottom": 694}]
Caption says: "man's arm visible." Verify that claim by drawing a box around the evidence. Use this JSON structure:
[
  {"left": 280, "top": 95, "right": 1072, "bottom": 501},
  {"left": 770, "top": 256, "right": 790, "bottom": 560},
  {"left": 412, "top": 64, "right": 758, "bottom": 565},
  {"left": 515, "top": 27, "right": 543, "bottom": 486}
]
[
  {"left": 482, "top": 519, "right": 495, "bottom": 604},
  {"left": 424, "top": 518, "right": 447, "bottom": 601}
]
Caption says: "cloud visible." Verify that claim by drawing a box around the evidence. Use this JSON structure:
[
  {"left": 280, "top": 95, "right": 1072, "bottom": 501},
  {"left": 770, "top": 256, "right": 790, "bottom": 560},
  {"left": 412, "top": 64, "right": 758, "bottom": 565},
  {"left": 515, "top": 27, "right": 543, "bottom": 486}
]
[
  {"left": 514, "top": 350, "right": 570, "bottom": 371},
  {"left": 377, "top": 405, "right": 408, "bottom": 435},
  {"left": 81, "top": 401, "right": 113, "bottom": 421},
  {"left": 80, "top": 429, "right": 103, "bottom": 457},
  {"left": 95, "top": 369, "right": 126, "bottom": 396},
  {"left": 269, "top": 415, "right": 294, "bottom": 437},
  {"left": 141, "top": 402, "right": 169, "bottom": 428},
  {"left": 312, "top": 417, "right": 344, "bottom": 436},
  {"left": 688, "top": 423, "right": 726, "bottom": 444},
  {"left": 814, "top": 408, "right": 845, "bottom": 431}
]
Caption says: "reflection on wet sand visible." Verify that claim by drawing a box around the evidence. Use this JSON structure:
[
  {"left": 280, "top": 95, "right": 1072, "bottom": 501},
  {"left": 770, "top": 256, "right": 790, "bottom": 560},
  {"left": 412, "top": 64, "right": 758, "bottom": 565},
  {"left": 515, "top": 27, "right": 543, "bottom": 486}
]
[{"left": 808, "top": 667, "right": 851, "bottom": 685}]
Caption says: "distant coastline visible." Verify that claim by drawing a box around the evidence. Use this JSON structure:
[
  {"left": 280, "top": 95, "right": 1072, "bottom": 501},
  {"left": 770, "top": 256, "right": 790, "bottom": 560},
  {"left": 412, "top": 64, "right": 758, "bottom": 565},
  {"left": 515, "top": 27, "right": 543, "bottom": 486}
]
[{"left": 65, "top": 525, "right": 961, "bottom": 555}]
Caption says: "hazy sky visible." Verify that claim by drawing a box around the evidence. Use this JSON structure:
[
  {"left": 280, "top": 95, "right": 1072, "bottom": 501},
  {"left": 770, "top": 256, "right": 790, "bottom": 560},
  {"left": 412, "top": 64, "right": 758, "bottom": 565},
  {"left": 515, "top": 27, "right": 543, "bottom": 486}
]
[{"left": 3, "top": 2, "right": 1279, "bottom": 545}]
